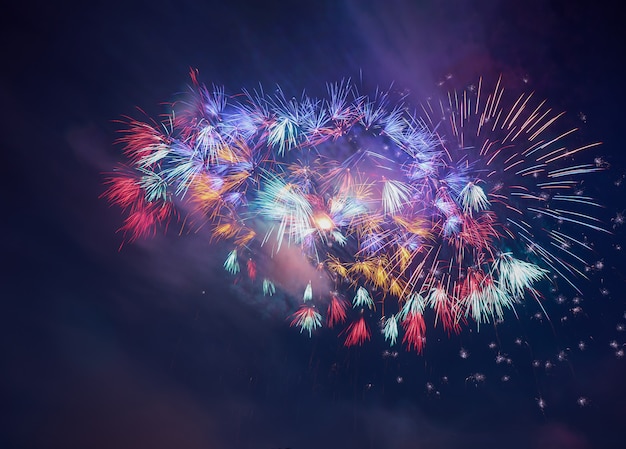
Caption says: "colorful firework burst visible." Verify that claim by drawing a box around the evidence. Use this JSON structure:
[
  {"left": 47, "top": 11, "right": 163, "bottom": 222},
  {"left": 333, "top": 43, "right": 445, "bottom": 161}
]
[{"left": 105, "top": 71, "right": 608, "bottom": 353}]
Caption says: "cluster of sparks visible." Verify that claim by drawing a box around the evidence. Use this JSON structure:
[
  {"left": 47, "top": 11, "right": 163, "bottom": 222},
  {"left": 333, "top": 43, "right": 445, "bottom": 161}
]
[{"left": 105, "top": 71, "right": 607, "bottom": 353}]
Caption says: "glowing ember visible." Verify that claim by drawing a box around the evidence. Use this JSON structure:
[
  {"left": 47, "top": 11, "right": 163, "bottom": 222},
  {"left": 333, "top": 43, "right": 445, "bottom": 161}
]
[{"left": 315, "top": 215, "right": 334, "bottom": 231}]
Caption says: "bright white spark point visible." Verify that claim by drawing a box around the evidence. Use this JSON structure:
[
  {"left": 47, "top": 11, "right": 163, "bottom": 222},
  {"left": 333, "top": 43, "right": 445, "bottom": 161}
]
[{"left": 315, "top": 215, "right": 334, "bottom": 230}]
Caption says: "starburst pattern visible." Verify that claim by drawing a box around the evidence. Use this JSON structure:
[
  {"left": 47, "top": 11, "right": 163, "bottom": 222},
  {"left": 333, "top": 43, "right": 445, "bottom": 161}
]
[{"left": 105, "top": 72, "right": 607, "bottom": 354}]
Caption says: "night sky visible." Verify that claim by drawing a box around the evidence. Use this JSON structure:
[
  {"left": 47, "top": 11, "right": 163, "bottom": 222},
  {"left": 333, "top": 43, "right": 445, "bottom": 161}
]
[{"left": 3, "top": 1, "right": 626, "bottom": 448}]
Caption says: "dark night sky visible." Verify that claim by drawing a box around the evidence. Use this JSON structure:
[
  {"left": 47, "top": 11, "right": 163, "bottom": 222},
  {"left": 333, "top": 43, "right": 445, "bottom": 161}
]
[{"left": 2, "top": 1, "right": 626, "bottom": 448}]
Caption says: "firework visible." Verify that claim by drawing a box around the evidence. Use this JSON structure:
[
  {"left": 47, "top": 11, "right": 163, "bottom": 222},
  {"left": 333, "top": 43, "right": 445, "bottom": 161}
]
[{"left": 105, "top": 71, "right": 606, "bottom": 353}]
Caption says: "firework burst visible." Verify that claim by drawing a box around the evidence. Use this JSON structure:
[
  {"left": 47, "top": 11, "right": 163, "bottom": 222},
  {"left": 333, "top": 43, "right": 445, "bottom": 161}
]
[{"left": 105, "top": 72, "right": 607, "bottom": 353}]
